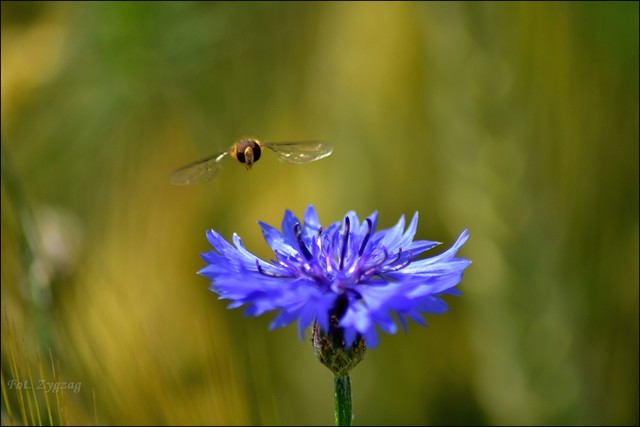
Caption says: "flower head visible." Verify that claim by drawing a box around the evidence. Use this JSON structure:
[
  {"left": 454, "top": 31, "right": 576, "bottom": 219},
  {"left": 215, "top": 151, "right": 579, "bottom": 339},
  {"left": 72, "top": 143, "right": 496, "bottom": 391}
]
[{"left": 199, "top": 205, "right": 470, "bottom": 349}]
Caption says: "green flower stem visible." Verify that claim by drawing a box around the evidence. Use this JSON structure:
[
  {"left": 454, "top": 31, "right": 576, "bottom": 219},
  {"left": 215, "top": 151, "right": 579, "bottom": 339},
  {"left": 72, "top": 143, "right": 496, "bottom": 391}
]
[{"left": 334, "top": 374, "right": 352, "bottom": 426}]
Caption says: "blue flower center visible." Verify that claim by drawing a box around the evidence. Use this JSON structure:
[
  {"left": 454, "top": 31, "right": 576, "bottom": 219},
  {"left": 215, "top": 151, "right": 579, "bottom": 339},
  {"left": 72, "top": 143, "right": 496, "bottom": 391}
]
[{"left": 256, "top": 215, "right": 412, "bottom": 295}]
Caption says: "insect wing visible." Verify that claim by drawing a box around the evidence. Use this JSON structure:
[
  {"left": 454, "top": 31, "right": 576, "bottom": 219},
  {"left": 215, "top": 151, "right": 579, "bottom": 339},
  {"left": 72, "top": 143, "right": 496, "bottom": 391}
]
[
  {"left": 264, "top": 141, "right": 333, "bottom": 164},
  {"left": 170, "top": 151, "right": 229, "bottom": 185}
]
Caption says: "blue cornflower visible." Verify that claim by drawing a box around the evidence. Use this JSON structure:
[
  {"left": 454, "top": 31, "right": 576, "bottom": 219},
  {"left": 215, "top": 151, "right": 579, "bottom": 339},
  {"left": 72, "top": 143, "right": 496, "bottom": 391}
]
[{"left": 199, "top": 205, "right": 471, "bottom": 350}]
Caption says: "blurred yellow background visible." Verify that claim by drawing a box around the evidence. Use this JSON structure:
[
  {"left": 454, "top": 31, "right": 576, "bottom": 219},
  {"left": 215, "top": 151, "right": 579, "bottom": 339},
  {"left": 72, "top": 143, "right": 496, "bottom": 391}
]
[{"left": 1, "top": 2, "right": 638, "bottom": 425}]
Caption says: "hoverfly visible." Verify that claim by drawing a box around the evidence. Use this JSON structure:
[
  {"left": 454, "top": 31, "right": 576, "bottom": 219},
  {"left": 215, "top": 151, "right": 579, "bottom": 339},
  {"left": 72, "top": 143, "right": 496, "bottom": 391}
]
[{"left": 170, "top": 137, "right": 333, "bottom": 185}]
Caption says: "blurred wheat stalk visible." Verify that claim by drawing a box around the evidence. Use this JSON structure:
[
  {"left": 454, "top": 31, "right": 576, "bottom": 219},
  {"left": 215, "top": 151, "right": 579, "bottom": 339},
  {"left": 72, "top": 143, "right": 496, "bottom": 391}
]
[{"left": 1, "top": 312, "right": 94, "bottom": 426}]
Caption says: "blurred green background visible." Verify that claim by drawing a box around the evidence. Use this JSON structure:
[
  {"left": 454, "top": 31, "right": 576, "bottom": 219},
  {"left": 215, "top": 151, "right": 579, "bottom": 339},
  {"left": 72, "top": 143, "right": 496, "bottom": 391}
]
[{"left": 1, "top": 1, "right": 638, "bottom": 425}]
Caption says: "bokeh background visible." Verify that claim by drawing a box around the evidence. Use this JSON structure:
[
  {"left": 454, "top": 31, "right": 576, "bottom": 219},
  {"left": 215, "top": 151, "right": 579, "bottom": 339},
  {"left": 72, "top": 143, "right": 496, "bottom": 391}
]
[{"left": 1, "top": 2, "right": 638, "bottom": 426}]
